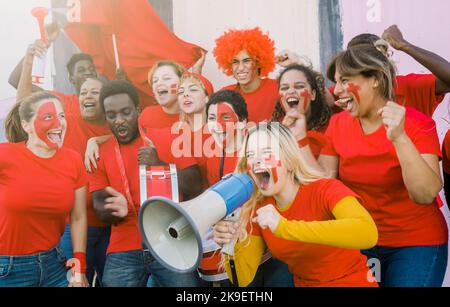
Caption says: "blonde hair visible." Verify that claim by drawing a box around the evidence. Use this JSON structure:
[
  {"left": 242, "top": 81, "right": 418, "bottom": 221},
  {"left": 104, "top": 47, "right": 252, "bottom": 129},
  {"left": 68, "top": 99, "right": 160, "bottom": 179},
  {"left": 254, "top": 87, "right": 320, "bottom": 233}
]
[
  {"left": 147, "top": 60, "right": 185, "bottom": 89},
  {"left": 234, "top": 122, "right": 326, "bottom": 242},
  {"left": 178, "top": 74, "right": 208, "bottom": 96}
]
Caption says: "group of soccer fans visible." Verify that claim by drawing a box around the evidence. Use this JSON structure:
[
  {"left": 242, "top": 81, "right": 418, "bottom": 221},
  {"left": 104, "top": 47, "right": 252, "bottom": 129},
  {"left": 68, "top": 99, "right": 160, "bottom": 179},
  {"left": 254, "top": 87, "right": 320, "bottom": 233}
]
[{"left": 1, "top": 23, "right": 450, "bottom": 287}]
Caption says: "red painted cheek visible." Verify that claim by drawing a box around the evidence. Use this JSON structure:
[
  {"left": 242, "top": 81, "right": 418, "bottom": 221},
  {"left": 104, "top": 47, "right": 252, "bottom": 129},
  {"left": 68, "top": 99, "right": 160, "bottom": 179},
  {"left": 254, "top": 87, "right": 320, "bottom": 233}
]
[
  {"left": 347, "top": 83, "right": 361, "bottom": 103},
  {"left": 271, "top": 167, "right": 279, "bottom": 184},
  {"left": 300, "top": 89, "right": 311, "bottom": 111},
  {"left": 170, "top": 83, "right": 178, "bottom": 95},
  {"left": 264, "top": 154, "right": 281, "bottom": 184},
  {"left": 34, "top": 101, "right": 61, "bottom": 149}
]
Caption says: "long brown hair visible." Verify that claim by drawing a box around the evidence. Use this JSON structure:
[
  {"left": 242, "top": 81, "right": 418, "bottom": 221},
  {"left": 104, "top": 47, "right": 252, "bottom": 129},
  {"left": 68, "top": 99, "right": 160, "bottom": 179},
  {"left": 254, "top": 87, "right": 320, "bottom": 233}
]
[{"left": 5, "top": 92, "right": 60, "bottom": 143}]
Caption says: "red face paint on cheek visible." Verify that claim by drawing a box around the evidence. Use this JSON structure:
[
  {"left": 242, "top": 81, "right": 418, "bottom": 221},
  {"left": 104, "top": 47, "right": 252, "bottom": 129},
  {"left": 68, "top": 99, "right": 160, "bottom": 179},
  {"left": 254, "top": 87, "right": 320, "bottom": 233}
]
[
  {"left": 217, "top": 103, "right": 239, "bottom": 146},
  {"left": 271, "top": 167, "right": 279, "bottom": 184},
  {"left": 300, "top": 89, "right": 311, "bottom": 111},
  {"left": 34, "top": 101, "right": 62, "bottom": 149},
  {"left": 264, "top": 154, "right": 281, "bottom": 184},
  {"left": 170, "top": 83, "right": 178, "bottom": 95},
  {"left": 347, "top": 83, "right": 361, "bottom": 103}
]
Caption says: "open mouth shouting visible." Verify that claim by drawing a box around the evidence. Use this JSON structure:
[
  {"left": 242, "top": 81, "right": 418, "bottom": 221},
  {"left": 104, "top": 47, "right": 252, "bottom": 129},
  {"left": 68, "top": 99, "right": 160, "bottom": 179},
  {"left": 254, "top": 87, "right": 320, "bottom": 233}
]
[
  {"left": 286, "top": 97, "right": 300, "bottom": 109},
  {"left": 253, "top": 168, "right": 272, "bottom": 191},
  {"left": 336, "top": 96, "right": 355, "bottom": 111},
  {"left": 115, "top": 125, "right": 130, "bottom": 140},
  {"left": 47, "top": 129, "right": 63, "bottom": 145}
]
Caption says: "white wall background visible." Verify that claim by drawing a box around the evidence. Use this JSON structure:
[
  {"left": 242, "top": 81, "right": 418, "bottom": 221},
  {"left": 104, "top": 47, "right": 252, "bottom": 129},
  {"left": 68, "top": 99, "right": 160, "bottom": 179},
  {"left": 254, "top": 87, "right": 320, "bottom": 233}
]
[{"left": 172, "top": 0, "right": 321, "bottom": 90}]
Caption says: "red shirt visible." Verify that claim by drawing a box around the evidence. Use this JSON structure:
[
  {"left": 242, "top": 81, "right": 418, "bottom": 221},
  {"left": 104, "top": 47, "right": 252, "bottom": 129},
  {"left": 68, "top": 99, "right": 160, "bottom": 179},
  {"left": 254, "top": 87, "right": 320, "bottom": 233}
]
[
  {"left": 89, "top": 134, "right": 197, "bottom": 254},
  {"left": 0, "top": 142, "right": 87, "bottom": 255},
  {"left": 206, "top": 154, "right": 238, "bottom": 186},
  {"left": 303, "top": 130, "right": 329, "bottom": 159},
  {"left": 52, "top": 92, "right": 111, "bottom": 227},
  {"left": 222, "top": 78, "right": 278, "bottom": 123},
  {"left": 328, "top": 74, "right": 445, "bottom": 117},
  {"left": 321, "top": 108, "right": 448, "bottom": 247},
  {"left": 252, "top": 179, "right": 376, "bottom": 287},
  {"left": 139, "top": 105, "right": 180, "bottom": 131},
  {"left": 396, "top": 74, "right": 445, "bottom": 117},
  {"left": 443, "top": 130, "right": 450, "bottom": 174}
]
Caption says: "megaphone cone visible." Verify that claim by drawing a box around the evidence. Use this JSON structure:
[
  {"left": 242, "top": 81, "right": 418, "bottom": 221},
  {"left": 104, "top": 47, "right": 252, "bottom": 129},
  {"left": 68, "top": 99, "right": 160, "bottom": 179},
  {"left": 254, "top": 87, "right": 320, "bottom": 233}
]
[{"left": 139, "top": 173, "right": 254, "bottom": 273}]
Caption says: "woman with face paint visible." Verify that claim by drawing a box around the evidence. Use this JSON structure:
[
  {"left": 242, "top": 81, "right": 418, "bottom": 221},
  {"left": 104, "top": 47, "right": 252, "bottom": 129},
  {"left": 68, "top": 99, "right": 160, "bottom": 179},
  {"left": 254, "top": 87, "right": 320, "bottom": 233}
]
[
  {"left": 1, "top": 92, "right": 89, "bottom": 287},
  {"left": 329, "top": 25, "right": 450, "bottom": 117},
  {"left": 139, "top": 60, "right": 186, "bottom": 131},
  {"left": 319, "top": 45, "right": 448, "bottom": 287},
  {"left": 273, "top": 64, "right": 332, "bottom": 159},
  {"left": 213, "top": 123, "right": 379, "bottom": 287},
  {"left": 207, "top": 93, "right": 296, "bottom": 287}
]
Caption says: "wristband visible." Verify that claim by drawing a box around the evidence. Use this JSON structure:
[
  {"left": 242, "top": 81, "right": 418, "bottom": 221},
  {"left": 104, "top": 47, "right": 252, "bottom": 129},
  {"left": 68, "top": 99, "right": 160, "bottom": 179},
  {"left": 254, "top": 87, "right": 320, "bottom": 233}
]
[{"left": 66, "top": 252, "right": 87, "bottom": 274}]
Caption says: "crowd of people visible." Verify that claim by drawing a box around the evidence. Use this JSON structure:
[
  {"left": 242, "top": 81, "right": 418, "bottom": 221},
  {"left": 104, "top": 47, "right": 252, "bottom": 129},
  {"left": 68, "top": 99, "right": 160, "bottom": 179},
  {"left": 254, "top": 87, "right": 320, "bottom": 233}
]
[{"left": 1, "top": 22, "right": 450, "bottom": 287}]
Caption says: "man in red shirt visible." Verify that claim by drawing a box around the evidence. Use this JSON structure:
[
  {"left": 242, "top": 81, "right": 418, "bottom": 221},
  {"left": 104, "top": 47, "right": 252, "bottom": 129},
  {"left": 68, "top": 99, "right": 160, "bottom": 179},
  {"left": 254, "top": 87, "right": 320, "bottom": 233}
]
[
  {"left": 213, "top": 28, "right": 279, "bottom": 124},
  {"left": 89, "top": 80, "right": 205, "bottom": 287}
]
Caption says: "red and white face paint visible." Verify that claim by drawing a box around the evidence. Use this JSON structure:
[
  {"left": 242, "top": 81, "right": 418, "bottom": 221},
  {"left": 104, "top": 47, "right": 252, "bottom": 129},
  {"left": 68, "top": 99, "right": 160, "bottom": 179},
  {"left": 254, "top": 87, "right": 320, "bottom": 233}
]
[
  {"left": 246, "top": 130, "right": 285, "bottom": 195},
  {"left": 279, "top": 69, "right": 314, "bottom": 114},
  {"left": 208, "top": 102, "right": 241, "bottom": 150},
  {"left": 346, "top": 83, "right": 361, "bottom": 104},
  {"left": 33, "top": 100, "right": 64, "bottom": 149}
]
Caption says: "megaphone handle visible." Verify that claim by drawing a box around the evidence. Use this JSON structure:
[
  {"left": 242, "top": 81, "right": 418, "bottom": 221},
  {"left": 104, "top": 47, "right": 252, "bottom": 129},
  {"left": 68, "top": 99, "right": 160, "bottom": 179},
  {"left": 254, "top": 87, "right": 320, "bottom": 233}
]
[{"left": 221, "top": 209, "right": 240, "bottom": 256}]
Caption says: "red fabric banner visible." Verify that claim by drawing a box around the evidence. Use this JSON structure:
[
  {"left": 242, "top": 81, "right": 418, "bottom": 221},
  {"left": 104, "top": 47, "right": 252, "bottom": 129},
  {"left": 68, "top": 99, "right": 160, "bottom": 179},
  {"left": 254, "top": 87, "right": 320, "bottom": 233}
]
[{"left": 64, "top": 0, "right": 204, "bottom": 107}]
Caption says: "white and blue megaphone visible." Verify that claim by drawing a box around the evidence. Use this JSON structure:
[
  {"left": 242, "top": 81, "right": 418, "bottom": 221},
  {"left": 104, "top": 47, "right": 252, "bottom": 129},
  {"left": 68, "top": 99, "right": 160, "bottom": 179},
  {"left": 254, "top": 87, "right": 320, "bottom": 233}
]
[{"left": 139, "top": 173, "right": 254, "bottom": 273}]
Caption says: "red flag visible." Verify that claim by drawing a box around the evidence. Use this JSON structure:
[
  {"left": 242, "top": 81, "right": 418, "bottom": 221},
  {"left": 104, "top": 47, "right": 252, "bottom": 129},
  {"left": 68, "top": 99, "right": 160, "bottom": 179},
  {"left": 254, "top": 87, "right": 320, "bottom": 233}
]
[{"left": 64, "top": 0, "right": 204, "bottom": 107}]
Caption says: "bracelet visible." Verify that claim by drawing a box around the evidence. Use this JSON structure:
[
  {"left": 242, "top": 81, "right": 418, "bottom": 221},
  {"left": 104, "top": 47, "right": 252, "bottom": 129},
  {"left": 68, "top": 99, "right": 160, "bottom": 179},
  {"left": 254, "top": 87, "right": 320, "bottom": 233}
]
[{"left": 66, "top": 252, "right": 87, "bottom": 274}]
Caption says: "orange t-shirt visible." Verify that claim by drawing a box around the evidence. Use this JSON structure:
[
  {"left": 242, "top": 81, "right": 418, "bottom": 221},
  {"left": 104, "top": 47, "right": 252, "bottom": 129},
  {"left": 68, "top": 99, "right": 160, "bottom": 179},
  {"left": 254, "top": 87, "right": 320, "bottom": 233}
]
[
  {"left": 252, "top": 179, "right": 376, "bottom": 287},
  {"left": 222, "top": 78, "right": 278, "bottom": 124},
  {"left": 139, "top": 105, "right": 180, "bottom": 131},
  {"left": 0, "top": 142, "right": 88, "bottom": 255},
  {"left": 52, "top": 92, "right": 111, "bottom": 228},
  {"left": 328, "top": 74, "right": 445, "bottom": 117},
  {"left": 89, "top": 134, "right": 197, "bottom": 254},
  {"left": 321, "top": 108, "right": 448, "bottom": 247}
]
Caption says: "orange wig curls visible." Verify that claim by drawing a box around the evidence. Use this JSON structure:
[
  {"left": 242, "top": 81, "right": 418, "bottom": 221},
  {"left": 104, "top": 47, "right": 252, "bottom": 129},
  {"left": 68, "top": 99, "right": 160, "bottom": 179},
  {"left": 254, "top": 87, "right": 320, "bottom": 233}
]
[{"left": 213, "top": 27, "right": 276, "bottom": 78}]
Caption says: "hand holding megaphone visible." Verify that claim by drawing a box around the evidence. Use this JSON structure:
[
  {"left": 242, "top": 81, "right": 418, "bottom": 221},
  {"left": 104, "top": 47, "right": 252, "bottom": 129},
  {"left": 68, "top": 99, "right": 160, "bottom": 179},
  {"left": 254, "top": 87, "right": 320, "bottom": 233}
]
[
  {"left": 213, "top": 218, "right": 241, "bottom": 247},
  {"left": 139, "top": 173, "right": 254, "bottom": 273}
]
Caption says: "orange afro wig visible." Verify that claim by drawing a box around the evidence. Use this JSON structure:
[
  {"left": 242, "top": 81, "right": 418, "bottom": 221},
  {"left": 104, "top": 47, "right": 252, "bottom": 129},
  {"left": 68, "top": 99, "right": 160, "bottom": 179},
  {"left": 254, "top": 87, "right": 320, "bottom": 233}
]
[{"left": 213, "top": 27, "right": 276, "bottom": 78}]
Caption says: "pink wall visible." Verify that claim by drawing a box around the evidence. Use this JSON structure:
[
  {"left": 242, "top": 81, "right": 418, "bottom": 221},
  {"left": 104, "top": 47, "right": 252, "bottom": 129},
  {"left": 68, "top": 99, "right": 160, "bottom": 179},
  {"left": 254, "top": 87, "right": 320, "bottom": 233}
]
[{"left": 340, "top": 0, "right": 450, "bottom": 76}]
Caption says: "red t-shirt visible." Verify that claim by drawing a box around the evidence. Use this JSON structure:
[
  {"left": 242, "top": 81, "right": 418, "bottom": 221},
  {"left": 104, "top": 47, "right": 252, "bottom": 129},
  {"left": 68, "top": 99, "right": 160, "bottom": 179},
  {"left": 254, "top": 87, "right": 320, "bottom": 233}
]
[
  {"left": 206, "top": 154, "right": 239, "bottom": 186},
  {"left": 139, "top": 105, "right": 180, "bottom": 131},
  {"left": 443, "top": 130, "right": 450, "bottom": 174},
  {"left": 321, "top": 108, "right": 448, "bottom": 247},
  {"left": 252, "top": 179, "right": 376, "bottom": 287},
  {"left": 89, "top": 134, "right": 197, "bottom": 254},
  {"left": 222, "top": 78, "right": 278, "bottom": 123},
  {"left": 52, "top": 92, "right": 111, "bottom": 227},
  {"left": 328, "top": 74, "right": 444, "bottom": 117},
  {"left": 0, "top": 142, "right": 88, "bottom": 255},
  {"left": 303, "top": 130, "right": 329, "bottom": 159}
]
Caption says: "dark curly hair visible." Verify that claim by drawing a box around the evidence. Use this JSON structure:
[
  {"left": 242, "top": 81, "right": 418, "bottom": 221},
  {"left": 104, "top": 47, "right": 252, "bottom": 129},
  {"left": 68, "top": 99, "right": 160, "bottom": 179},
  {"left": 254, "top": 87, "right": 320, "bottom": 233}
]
[
  {"left": 272, "top": 64, "right": 331, "bottom": 131},
  {"left": 206, "top": 90, "right": 248, "bottom": 122},
  {"left": 99, "top": 80, "right": 140, "bottom": 112}
]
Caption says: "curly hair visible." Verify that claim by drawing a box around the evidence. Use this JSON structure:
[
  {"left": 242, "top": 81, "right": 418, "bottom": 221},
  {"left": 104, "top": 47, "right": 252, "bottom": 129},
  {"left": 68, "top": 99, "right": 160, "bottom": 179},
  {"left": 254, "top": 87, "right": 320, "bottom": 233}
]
[
  {"left": 272, "top": 64, "right": 331, "bottom": 132},
  {"left": 213, "top": 27, "right": 275, "bottom": 77}
]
